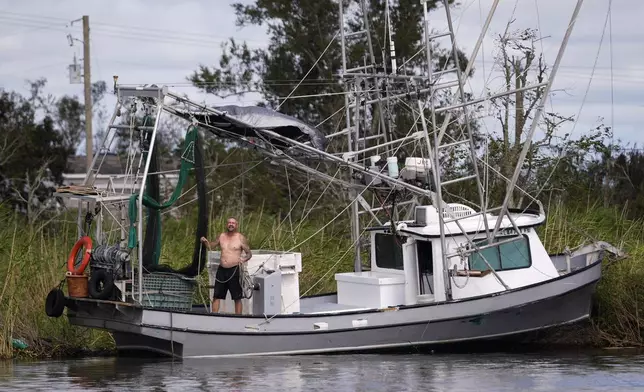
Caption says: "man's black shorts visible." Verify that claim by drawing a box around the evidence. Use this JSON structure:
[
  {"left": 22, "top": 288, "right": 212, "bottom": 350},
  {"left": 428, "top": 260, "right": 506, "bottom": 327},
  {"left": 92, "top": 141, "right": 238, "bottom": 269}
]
[{"left": 213, "top": 265, "right": 243, "bottom": 300}]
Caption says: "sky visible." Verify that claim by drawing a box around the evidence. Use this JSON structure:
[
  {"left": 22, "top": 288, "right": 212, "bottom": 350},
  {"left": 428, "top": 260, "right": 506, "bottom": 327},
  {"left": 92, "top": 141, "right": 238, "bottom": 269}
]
[{"left": 0, "top": 0, "right": 641, "bottom": 153}]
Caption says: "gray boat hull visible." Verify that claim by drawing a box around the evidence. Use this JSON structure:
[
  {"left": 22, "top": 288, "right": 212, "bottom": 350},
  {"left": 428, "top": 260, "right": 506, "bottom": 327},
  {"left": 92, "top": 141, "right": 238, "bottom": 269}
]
[{"left": 66, "top": 260, "right": 601, "bottom": 358}]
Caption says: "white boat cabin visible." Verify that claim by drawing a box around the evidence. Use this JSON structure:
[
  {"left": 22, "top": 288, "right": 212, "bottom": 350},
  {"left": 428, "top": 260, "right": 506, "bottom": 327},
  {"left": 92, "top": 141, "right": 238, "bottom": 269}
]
[
  {"left": 334, "top": 204, "right": 560, "bottom": 308},
  {"left": 207, "top": 203, "right": 561, "bottom": 315}
]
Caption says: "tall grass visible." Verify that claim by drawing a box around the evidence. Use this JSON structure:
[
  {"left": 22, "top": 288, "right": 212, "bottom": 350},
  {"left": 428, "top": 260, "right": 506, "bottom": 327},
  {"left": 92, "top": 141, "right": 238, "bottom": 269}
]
[
  {"left": 162, "top": 205, "right": 354, "bottom": 295},
  {"left": 0, "top": 205, "right": 354, "bottom": 359},
  {"left": 1, "top": 200, "right": 643, "bottom": 358},
  {"left": 541, "top": 201, "right": 644, "bottom": 347},
  {"left": 0, "top": 209, "right": 113, "bottom": 359}
]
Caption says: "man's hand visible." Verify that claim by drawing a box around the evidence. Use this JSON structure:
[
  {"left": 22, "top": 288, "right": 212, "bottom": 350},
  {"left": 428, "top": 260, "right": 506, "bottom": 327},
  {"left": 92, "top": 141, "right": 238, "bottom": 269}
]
[
  {"left": 240, "top": 235, "right": 252, "bottom": 263},
  {"left": 200, "top": 236, "right": 210, "bottom": 249}
]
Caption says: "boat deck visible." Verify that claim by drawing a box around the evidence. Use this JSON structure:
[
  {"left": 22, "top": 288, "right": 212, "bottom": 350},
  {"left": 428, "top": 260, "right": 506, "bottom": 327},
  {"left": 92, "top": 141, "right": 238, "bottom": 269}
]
[
  {"left": 299, "top": 301, "right": 372, "bottom": 315},
  {"left": 180, "top": 293, "right": 374, "bottom": 316}
]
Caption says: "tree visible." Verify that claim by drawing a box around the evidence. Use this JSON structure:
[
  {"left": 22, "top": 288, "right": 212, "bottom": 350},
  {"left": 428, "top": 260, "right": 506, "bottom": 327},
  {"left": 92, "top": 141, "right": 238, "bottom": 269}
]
[
  {"left": 90, "top": 80, "right": 110, "bottom": 151},
  {"left": 485, "top": 26, "right": 611, "bottom": 208},
  {"left": 0, "top": 80, "right": 84, "bottom": 220},
  {"left": 188, "top": 0, "right": 466, "bottom": 141},
  {"left": 187, "top": 0, "right": 477, "bottom": 218}
]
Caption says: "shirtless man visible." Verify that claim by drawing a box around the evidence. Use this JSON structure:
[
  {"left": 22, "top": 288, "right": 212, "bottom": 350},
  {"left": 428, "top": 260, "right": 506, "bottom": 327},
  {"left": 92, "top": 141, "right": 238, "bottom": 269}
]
[{"left": 200, "top": 217, "right": 252, "bottom": 314}]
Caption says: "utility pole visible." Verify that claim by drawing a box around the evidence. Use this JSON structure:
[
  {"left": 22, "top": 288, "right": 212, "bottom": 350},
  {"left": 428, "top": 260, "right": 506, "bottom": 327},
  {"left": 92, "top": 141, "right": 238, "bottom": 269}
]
[{"left": 82, "top": 15, "right": 92, "bottom": 172}]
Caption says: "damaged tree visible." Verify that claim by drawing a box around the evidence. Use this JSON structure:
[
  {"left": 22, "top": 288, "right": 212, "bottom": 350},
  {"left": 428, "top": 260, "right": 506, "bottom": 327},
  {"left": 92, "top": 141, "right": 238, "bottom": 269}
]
[{"left": 486, "top": 26, "right": 610, "bottom": 208}]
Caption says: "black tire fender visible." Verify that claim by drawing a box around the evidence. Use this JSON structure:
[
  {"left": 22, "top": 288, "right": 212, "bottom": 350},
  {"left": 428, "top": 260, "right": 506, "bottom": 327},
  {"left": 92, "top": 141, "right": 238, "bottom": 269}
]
[
  {"left": 88, "top": 269, "right": 115, "bottom": 300},
  {"left": 45, "top": 288, "right": 65, "bottom": 318}
]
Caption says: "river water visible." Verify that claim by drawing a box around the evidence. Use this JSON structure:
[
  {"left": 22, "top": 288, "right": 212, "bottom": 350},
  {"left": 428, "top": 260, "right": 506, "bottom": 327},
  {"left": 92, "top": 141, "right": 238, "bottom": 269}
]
[{"left": 1, "top": 350, "right": 644, "bottom": 391}]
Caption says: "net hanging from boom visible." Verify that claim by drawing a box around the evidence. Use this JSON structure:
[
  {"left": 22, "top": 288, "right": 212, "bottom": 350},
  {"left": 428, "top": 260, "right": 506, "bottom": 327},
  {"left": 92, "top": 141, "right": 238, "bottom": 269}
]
[{"left": 127, "top": 124, "right": 209, "bottom": 277}]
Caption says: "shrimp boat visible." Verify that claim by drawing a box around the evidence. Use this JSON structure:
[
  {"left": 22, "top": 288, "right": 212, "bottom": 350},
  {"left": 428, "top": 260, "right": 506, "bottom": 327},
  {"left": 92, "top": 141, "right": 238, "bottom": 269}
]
[{"left": 45, "top": 0, "right": 622, "bottom": 358}]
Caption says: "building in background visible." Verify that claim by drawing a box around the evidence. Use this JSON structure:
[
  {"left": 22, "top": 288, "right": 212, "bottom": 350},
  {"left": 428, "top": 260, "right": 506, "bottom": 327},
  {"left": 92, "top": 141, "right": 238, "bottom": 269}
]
[{"left": 61, "top": 153, "right": 180, "bottom": 210}]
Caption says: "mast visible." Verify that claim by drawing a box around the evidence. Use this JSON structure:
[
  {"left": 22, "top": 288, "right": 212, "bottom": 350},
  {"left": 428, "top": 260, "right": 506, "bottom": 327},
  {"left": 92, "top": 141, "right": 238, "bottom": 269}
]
[{"left": 339, "top": 0, "right": 363, "bottom": 273}]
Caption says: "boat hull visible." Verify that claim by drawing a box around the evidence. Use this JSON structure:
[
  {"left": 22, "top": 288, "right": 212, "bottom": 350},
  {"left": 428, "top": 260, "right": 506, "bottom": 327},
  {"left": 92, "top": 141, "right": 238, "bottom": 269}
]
[{"left": 66, "top": 261, "right": 601, "bottom": 358}]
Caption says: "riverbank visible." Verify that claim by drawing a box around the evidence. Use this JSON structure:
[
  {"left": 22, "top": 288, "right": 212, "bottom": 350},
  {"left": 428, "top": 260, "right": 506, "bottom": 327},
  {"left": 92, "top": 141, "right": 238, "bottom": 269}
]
[{"left": 1, "top": 202, "right": 643, "bottom": 359}]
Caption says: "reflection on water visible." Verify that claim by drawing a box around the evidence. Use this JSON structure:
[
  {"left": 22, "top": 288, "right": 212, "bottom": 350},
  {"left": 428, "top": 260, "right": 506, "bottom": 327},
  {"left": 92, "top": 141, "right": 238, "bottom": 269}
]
[{"left": 1, "top": 350, "right": 644, "bottom": 391}]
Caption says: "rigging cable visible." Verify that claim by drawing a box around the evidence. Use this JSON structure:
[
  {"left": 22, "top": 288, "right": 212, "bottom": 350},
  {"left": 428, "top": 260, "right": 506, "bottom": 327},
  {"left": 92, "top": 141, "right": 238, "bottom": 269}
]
[
  {"left": 258, "top": 161, "right": 411, "bottom": 326},
  {"left": 609, "top": 1, "right": 615, "bottom": 170},
  {"left": 519, "top": 0, "right": 613, "bottom": 214},
  {"left": 161, "top": 159, "right": 267, "bottom": 216},
  {"left": 276, "top": 31, "right": 339, "bottom": 111}
]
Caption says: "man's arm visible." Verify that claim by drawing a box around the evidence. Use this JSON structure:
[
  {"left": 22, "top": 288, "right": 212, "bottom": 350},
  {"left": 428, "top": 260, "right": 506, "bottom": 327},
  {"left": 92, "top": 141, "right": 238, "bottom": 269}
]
[
  {"left": 240, "top": 235, "right": 252, "bottom": 262},
  {"left": 201, "top": 234, "right": 220, "bottom": 251}
]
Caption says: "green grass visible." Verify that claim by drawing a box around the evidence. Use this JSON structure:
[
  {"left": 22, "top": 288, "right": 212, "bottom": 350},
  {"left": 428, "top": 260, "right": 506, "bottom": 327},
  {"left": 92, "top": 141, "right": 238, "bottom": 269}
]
[
  {"left": 0, "top": 205, "right": 354, "bottom": 359},
  {"left": 0, "top": 209, "right": 113, "bottom": 359},
  {"left": 1, "top": 200, "right": 643, "bottom": 358},
  {"left": 539, "top": 201, "right": 644, "bottom": 347}
]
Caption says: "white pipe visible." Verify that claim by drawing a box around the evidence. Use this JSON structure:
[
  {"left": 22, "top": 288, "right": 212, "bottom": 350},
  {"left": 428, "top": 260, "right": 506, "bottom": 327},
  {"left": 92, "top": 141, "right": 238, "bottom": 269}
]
[
  {"left": 437, "top": 0, "right": 501, "bottom": 145},
  {"left": 137, "top": 104, "right": 163, "bottom": 303}
]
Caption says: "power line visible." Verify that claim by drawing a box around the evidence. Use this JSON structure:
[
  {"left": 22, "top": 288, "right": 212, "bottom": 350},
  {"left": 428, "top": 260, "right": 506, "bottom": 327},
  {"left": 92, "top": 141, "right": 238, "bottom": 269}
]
[
  {"left": 0, "top": 12, "right": 267, "bottom": 47},
  {"left": 0, "top": 17, "right": 255, "bottom": 49},
  {"left": 0, "top": 61, "right": 68, "bottom": 77},
  {"left": 0, "top": 11, "right": 639, "bottom": 73}
]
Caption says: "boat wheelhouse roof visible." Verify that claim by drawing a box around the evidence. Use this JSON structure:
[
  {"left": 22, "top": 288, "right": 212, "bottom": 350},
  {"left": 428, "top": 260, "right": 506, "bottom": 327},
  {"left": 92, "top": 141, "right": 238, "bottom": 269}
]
[{"left": 367, "top": 206, "right": 545, "bottom": 238}]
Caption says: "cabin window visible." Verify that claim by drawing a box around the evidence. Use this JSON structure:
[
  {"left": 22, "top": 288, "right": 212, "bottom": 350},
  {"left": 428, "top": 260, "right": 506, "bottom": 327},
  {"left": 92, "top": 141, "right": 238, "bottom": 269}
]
[
  {"left": 374, "top": 233, "right": 404, "bottom": 270},
  {"left": 469, "top": 235, "right": 531, "bottom": 271}
]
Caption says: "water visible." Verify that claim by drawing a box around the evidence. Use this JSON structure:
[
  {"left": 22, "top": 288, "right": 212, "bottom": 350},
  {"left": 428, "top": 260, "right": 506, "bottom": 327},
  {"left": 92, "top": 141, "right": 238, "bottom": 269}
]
[{"left": 1, "top": 351, "right": 644, "bottom": 391}]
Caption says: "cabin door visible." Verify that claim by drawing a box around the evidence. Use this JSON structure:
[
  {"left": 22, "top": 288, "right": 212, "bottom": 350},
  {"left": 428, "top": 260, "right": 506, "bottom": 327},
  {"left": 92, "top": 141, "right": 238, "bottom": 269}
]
[{"left": 416, "top": 240, "right": 433, "bottom": 295}]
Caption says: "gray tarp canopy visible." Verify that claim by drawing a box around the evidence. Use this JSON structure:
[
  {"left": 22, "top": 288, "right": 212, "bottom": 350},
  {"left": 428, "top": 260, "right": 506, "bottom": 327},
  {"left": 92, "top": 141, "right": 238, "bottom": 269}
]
[{"left": 167, "top": 104, "right": 327, "bottom": 151}]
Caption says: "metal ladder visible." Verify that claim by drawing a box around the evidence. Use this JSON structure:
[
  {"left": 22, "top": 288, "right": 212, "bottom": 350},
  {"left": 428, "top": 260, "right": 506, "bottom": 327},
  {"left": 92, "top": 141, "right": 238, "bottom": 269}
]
[
  {"left": 82, "top": 87, "right": 165, "bottom": 193},
  {"left": 338, "top": 0, "right": 395, "bottom": 271},
  {"left": 338, "top": 0, "right": 391, "bottom": 161}
]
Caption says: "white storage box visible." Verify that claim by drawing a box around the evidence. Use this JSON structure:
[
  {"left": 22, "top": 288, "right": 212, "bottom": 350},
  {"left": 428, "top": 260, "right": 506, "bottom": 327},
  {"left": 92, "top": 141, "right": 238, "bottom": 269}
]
[
  {"left": 207, "top": 250, "right": 302, "bottom": 314},
  {"left": 401, "top": 157, "right": 431, "bottom": 180},
  {"left": 335, "top": 271, "right": 406, "bottom": 309}
]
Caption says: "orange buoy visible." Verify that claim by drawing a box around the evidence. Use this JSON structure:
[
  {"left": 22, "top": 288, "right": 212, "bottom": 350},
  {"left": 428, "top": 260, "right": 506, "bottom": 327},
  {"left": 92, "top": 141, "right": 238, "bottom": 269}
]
[{"left": 67, "top": 236, "right": 92, "bottom": 275}]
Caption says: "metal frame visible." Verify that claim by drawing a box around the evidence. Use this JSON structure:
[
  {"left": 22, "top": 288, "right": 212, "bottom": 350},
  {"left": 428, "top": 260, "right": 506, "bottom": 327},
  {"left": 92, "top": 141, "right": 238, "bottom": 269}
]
[{"left": 331, "top": 0, "right": 584, "bottom": 300}]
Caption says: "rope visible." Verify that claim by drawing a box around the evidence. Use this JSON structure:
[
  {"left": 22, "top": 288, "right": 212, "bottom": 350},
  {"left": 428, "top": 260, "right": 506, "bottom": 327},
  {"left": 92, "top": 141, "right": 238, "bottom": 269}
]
[
  {"left": 608, "top": 0, "right": 614, "bottom": 149},
  {"left": 101, "top": 161, "right": 262, "bottom": 179},
  {"left": 213, "top": 265, "right": 239, "bottom": 283},
  {"left": 240, "top": 262, "right": 253, "bottom": 299},
  {"left": 156, "top": 148, "right": 239, "bottom": 212},
  {"left": 285, "top": 166, "right": 294, "bottom": 238},
  {"left": 256, "top": 145, "right": 416, "bottom": 324},
  {"left": 316, "top": 105, "right": 345, "bottom": 128},
  {"left": 277, "top": 90, "right": 379, "bottom": 100},
  {"left": 199, "top": 240, "right": 254, "bottom": 301},
  {"left": 258, "top": 202, "right": 383, "bottom": 326},
  {"left": 196, "top": 243, "right": 210, "bottom": 312}
]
